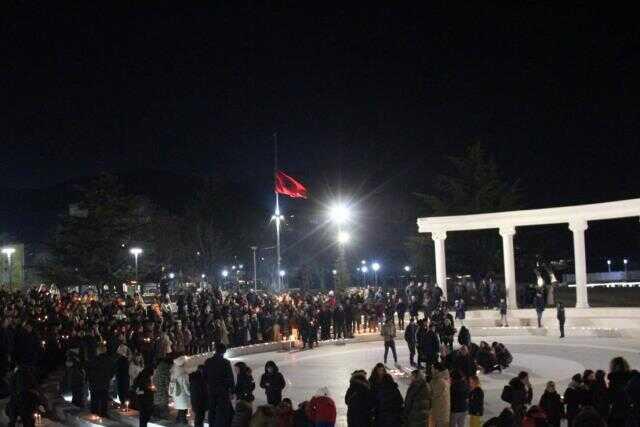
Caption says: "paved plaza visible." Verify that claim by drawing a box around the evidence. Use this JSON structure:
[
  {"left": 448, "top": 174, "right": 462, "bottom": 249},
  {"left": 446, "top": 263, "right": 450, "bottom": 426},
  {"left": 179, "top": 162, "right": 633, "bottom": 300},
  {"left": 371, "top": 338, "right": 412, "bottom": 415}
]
[{"left": 230, "top": 335, "right": 640, "bottom": 426}]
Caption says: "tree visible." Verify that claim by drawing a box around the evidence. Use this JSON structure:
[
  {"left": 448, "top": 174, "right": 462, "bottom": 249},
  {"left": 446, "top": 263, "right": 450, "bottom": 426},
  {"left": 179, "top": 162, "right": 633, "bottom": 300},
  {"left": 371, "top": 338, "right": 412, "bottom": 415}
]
[
  {"left": 413, "top": 143, "right": 523, "bottom": 280},
  {"left": 40, "top": 175, "right": 157, "bottom": 291}
]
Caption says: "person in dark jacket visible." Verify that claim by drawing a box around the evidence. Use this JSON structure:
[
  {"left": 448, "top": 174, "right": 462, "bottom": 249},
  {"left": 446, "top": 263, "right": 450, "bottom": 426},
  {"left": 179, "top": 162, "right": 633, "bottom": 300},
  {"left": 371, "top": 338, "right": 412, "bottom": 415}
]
[
  {"left": 592, "top": 370, "right": 609, "bottom": 420},
  {"left": 564, "top": 374, "right": 585, "bottom": 427},
  {"left": 468, "top": 375, "right": 484, "bottom": 427},
  {"left": 626, "top": 370, "right": 640, "bottom": 427},
  {"left": 454, "top": 299, "right": 466, "bottom": 325},
  {"left": 556, "top": 302, "right": 566, "bottom": 338},
  {"left": 509, "top": 373, "right": 530, "bottom": 427},
  {"left": 294, "top": 401, "right": 313, "bottom": 427},
  {"left": 260, "top": 360, "right": 286, "bottom": 406},
  {"left": 607, "top": 357, "right": 633, "bottom": 427},
  {"left": 7, "top": 366, "right": 45, "bottom": 427},
  {"left": 534, "top": 293, "right": 545, "bottom": 328},
  {"left": 115, "top": 345, "right": 131, "bottom": 409},
  {"left": 539, "top": 381, "right": 564, "bottom": 427},
  {"left": 484, "top": 408, "right": 516, "bottom": 427},
  {"left": 396, "top": 299, "right": 407, "bottom": 329},
  {"left": 133, "top": 366, "right": 155, "bottom": 427},
  {"left": 421, "top": 323, "right": 440, "bottom": 374},
  {"left": 373, "top": 373, "right": 403, "bottom": 427},
  {"left": 233, "top": 361, "right": 255, "bottom": 403},
  {"left": 450, "top": 370, "right": 469, "bottom": 427},
  {"left": 87, "top": 347, "right": 115, "bottom": 417},
  {"left": 457, "top": 325, "right": 471, "bottom": 347},
  {"left": 404, "top": 317, "right": 418, "bottom": 367},
  {"left": 345, "top": 370, "right": 375, "bottom": 427},
  {"left": 404, "top": 369, "right": 431, "bottom": 427},
  {"left": 204, "top": 343, "right": 235, "bottom": 427},
  {"left": 189, "top": 365, "right": 209, "bottom": 427}
]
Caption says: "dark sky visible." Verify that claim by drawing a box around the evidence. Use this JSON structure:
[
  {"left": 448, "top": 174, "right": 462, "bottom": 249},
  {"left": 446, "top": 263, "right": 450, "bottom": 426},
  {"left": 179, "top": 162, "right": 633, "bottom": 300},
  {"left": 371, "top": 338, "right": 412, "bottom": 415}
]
[{"left": 3, "top": 3, "right": 640, "bottom": 208}]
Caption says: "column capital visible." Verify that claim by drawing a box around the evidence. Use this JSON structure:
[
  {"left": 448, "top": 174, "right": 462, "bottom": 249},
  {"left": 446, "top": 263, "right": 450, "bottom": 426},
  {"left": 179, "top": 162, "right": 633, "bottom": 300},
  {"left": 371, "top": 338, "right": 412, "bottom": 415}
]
[
  {"left": 431, "top": 230, "right": 447, "bottom": 241},
  {"left": 569, "top": 220, "right": 588, "bottom": 232},
  {"left": 499, "top": 225, "right": 516, "bottom": 237}
]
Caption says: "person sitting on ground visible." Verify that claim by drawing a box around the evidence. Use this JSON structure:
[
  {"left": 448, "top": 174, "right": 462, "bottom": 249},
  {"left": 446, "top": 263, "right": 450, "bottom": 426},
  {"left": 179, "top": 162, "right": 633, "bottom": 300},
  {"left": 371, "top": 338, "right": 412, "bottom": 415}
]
[
  {"left": 457, "top": 324, "right": 471, "bottom": 347},
  {"left": 306, "top": 387, "right": 337, "bottom": 427},
  {"left": 484, "top": 407, "right": 516, "bottom": 427},
  {"left": 477, "top": 341, "right": 501, "bottom": 374},
  {"left": 494, "top": 342, "right": 513, "bottom": 369},
  {"left": 294, "top": 401, "right": 313, "bottom": 427}
]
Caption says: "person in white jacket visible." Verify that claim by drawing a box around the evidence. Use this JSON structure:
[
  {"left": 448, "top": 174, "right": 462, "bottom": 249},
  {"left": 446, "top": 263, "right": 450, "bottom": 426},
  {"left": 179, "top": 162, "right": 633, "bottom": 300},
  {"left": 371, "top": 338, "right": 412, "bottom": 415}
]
[{"left": 169, "top": 356, "right": 191, "bottom": 424}]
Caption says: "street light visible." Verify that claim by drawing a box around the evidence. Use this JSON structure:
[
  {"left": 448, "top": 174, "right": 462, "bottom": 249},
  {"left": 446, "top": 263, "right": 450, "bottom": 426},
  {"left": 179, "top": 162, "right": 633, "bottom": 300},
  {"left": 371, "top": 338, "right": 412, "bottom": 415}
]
[
  {"left": 607, "top": 259, "right": 612, "bottom": 273},
  {"left": 371, "top": 262, "right": 380, "bottom": 286},
  {"left": 332, "top": 269, "right": 337, "bottom": 275},
  {"left": 624, "top": 258, "right": 628, "bottom": 274},
  {"left": 361, "top": 260, "right": 366, "bottom": 265},
  {"left": 221, "top": 269, "right": 229, "bottom": 278},
  {"left": 129, "top": 247, "right": 143, "bottom": 282},
  {"left": 279, "top": 270, "right": 286, "bottom": 277},
  {"left": 337, "top": 231, "right": 351, "bottom": 245},
  {"left": 328, "top": 203, "right": 351, "bottom": 225},
  {"left": 360, "top": 265, "right": 368, "bottom": 287},
  {"left": 404, "top": 265, "right": 411, "bottom": 272},
  {"left": 168, "top": 272, "right": 175, "bottom": 279},
  {"left": 2, "top": 247, "right": 16, "bottom": 291}
]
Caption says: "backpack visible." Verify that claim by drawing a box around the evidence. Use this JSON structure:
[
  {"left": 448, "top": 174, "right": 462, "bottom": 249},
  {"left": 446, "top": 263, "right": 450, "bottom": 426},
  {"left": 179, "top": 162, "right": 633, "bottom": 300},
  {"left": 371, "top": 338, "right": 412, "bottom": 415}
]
[{"left": 501, "top": 384, "right": 513, "bottom": 403}]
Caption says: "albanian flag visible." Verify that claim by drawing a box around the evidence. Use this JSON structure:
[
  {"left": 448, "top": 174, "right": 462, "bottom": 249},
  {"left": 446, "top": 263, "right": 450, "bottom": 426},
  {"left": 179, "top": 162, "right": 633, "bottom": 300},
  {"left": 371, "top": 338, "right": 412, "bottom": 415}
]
[{"left": 275, "top": 170, "right": 308, "bottom": 199}]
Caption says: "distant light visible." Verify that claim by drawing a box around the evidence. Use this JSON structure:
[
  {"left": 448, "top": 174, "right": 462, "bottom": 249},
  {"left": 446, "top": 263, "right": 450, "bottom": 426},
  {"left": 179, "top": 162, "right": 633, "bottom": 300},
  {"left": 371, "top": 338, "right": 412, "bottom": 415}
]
[
  {"left": 332, "top": 269, "right": 337, "bottom": 275},
  {"left": 623, "top": 258, "right": 628, "bottom": 265},
  {"left": 279, "top": 270, "right": 286, "bottom": 277},
  {"left": 361, "top": 260, "right": 366, "bottom": 265},
  {"left": 372, "top": 262, "right": 380, "bottom": 272},
  {"left": 168, "top": 273, "right": 175, "bottom": 279},
  {"left": 232, "top": 265, "right": 236, "bottom": 270},
  {"left": 328, "top": 203, "right": 351, "bottom": 225},
  {"left": 221, "top": 270, "right": 229, "bottom": 278},
  {"left": 239, "top": 264, "right": 244, "bottom": 269},
  {"left": 404, "top": 265, "right": 411, "bottom": 272},
  {"left": 129, "top": 247, "right": 142, "bottom": 256},
  {"left": 361, "top": 266, "right": 368, "bottom": 273},
  {"left": 201, "top": 274, "right": 206, "bottom": 279},
  {"left": 1, "top": 247, "right": 16, "bottom": 256},
  {"left": 337, "top": 231, "right": 351, "bottom": 244},
  {"left": 607, "top": 259, "right": 611, "bottom": 265}
]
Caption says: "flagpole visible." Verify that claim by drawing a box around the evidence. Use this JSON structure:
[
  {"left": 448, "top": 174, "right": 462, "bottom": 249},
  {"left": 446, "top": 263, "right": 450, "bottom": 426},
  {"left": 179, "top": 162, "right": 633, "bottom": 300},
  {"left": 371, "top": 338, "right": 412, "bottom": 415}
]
[{"left": 274, "top": 132, "right": 282, "bottom": 291}]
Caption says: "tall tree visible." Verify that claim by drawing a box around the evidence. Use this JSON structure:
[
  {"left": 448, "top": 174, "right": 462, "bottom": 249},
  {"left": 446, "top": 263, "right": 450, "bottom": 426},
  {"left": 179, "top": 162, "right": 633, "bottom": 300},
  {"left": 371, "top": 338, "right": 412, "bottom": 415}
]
[
  {"left": 413, "top": 143, "right": 523, "bottom": 279},
  {"left": 40, "top": 175, "right": 156, "bottom": 291}
]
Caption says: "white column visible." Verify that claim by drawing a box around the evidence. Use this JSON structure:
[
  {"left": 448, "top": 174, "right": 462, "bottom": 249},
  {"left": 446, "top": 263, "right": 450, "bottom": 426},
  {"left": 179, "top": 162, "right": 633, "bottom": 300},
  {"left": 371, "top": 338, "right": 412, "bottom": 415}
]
[
  {"left": 432, "top": 230, "right": 448, "bottom": 301},
  {"left": 499, "top": 226, "right": 518, "bottom": 309},
  {"left": 569, "top": 220, "right": 589, "bottom": 308}
]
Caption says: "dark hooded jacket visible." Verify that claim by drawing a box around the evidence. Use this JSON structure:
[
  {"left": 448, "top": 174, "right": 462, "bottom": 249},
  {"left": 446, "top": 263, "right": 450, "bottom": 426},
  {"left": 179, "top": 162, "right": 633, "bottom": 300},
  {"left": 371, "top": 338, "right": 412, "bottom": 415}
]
[
  {"left": 373, "top": 374, "right": 403, "bottom": 427},
  {"left": 260, "top": 360, "right": 286, "bottom": 405},
  {"left": 345, "top": 374, "right": 375, "bottom": 427}
]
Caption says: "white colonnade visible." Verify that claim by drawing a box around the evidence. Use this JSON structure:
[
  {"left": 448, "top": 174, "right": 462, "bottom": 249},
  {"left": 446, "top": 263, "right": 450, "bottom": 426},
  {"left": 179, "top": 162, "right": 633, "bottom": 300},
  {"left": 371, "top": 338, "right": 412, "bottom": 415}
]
[{"left": 417, "top": 198, "right": 640, "bottom": 308}]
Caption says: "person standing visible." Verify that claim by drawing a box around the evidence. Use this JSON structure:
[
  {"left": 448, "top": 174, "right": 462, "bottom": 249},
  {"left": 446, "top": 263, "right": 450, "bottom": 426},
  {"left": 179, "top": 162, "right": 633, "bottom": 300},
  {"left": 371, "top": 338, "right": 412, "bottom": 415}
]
[
  {"left": 468, "top": 375, "right": 484, "bottom": 427},
  {"left": 534, "top": 292, "right": 545, "bottom": 328},
  {"left": 556, "top": 302, "right": 566, "bottom": 338},
  {"left": 204, "top": 343, "right": 235, "bottom": 427},
  {"left": 404, "top": 369, "right": 431, "bottom": 427},
  {"left": 539, "top": 381, "right": 564, "bottom": 427},
  {"left": 499, "top": 299, "right": 509, "bottom": 327},
  {"left": 404, "top": 318, "right": 418, "bottom": 367},
  {"left": 132, "top": 366, "right": 155, "bottom": 427},
  {"left": 260, "top": 360, "right": 286, "bottom": 406},
  {"left": 87, "top": 345, "right": 115, "bottom": 418},
  {"left": 233, "top": 362, "right": 255, "bottom": 403},
  {"left": 169, "top": 356, "right": 191, "bottom": 424},
  {"left": 455, "top": 299, "right": 466, "bottom": 325},
  {"left": 423, "top": 323, "right": 440, "bottom": 374},
  {"left": 189, "top": 365, "right": 208, "bottom": 427},
  {"left": 381, "top": 318, "right": 398, "bottom": 366},
  {"left": 345, "top": 370, "right": 375, "bottom": 427},
  {"left": 450, "top": 370, "right": 470, "bottom": 427},
  {"left": 429, "top": 363, "right": 450, "bottom": 427},
  {"left": 396, "top": 298, "right": 407, "bottom": 330}
]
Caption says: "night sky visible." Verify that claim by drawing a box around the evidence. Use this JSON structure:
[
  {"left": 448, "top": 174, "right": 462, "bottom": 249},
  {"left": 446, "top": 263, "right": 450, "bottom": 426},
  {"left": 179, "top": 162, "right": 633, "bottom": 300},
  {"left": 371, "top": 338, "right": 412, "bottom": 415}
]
[{"left": 3, "top": 4, "right": 640, "bottom": 261}]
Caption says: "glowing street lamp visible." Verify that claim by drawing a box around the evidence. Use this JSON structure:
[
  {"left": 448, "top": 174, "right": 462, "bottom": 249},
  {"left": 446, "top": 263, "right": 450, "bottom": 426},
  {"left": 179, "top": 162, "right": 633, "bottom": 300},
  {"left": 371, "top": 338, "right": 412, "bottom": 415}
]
[
  {"left": 328, "top": 203, "right": 351, "bottom": 225},
  {"left": 2, "top": 247, "right": 16, "bottom": 290},
  {"left": 332, "top": 269, "right": 337, "bottom": 275},
  {"left": 361, "top": 260, "right": 366, "bottom": 265},
  {"left": 624, "top": 258, "right": 629, "bottom": 274},
  {"left": 371, "top": 262, "right": 380, "bottom": 286},
  {"left": 129, "top": 247, "right": 143, "bottom": 282},
  {"left": 337, "top": 231, "right": 351, "bottom": 245},
  {"left": 279, "top": 270, "right": 286, "bottom": 277},
  {"left": 221, "top": 269, "right": 229, "bottom": 278},
  {"left": 168, "top": 272, "right": 175, "bottom": 279},
  {"left": 607, "top": 259, "right": 612, "bottom": 273},
  {"left": 404, "top": 265, "right": 411, "bottom": 272},
  {"left": 360, "top": 265, "right": 368, "bottom": 287}
]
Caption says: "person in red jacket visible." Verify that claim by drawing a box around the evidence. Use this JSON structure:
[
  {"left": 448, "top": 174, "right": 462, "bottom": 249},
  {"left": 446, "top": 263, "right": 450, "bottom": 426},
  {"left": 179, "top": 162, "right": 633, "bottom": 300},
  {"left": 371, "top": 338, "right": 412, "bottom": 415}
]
[{"left": 305, "top": 387, "right": 337, "bottom": 427}]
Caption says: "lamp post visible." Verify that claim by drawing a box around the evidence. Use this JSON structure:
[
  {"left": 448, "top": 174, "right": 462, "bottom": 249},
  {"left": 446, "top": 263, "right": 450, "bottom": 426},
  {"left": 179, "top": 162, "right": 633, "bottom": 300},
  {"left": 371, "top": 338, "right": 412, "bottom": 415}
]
[
  {"left": 2, "top": 247, "right": 16, "bottom": 291},
  {"left": 607, "top": 259, "right": 612, "bottom": 273},
  {"left": 361, "top": 265, "right": 368, "bottom": 287},
  {"left": 371, "top": 262, "right": 380, "bottom": 286},
  {"left": 329, "top": 203, "right": 353, "bottom": 291},
  {"left": 129, "top": 247, "right": 143, "bottom": 284},
  {"left": 251, "top": 246, "right": 258, "bottom": 290}
]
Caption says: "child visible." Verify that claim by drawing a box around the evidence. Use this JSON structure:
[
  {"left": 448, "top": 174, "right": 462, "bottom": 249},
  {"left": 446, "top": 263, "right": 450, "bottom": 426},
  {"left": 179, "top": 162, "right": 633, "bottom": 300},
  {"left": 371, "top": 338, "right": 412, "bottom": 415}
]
[{"left": 469, "top": 375, "right": 484, "bottom": 427}]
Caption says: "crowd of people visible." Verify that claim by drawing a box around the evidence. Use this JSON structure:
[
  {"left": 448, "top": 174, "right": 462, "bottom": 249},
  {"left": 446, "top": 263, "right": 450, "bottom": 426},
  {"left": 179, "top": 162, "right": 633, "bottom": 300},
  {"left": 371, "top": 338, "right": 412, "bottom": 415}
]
[{"left": 0, "top": 284, "right": 638, "bottom": 427}]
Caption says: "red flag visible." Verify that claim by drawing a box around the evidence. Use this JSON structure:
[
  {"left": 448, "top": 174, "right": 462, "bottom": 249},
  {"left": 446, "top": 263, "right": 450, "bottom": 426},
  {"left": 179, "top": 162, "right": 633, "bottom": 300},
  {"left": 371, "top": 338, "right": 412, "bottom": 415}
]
[{"left": 275, "top": 170, "right": 308, "bottom": 199}]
